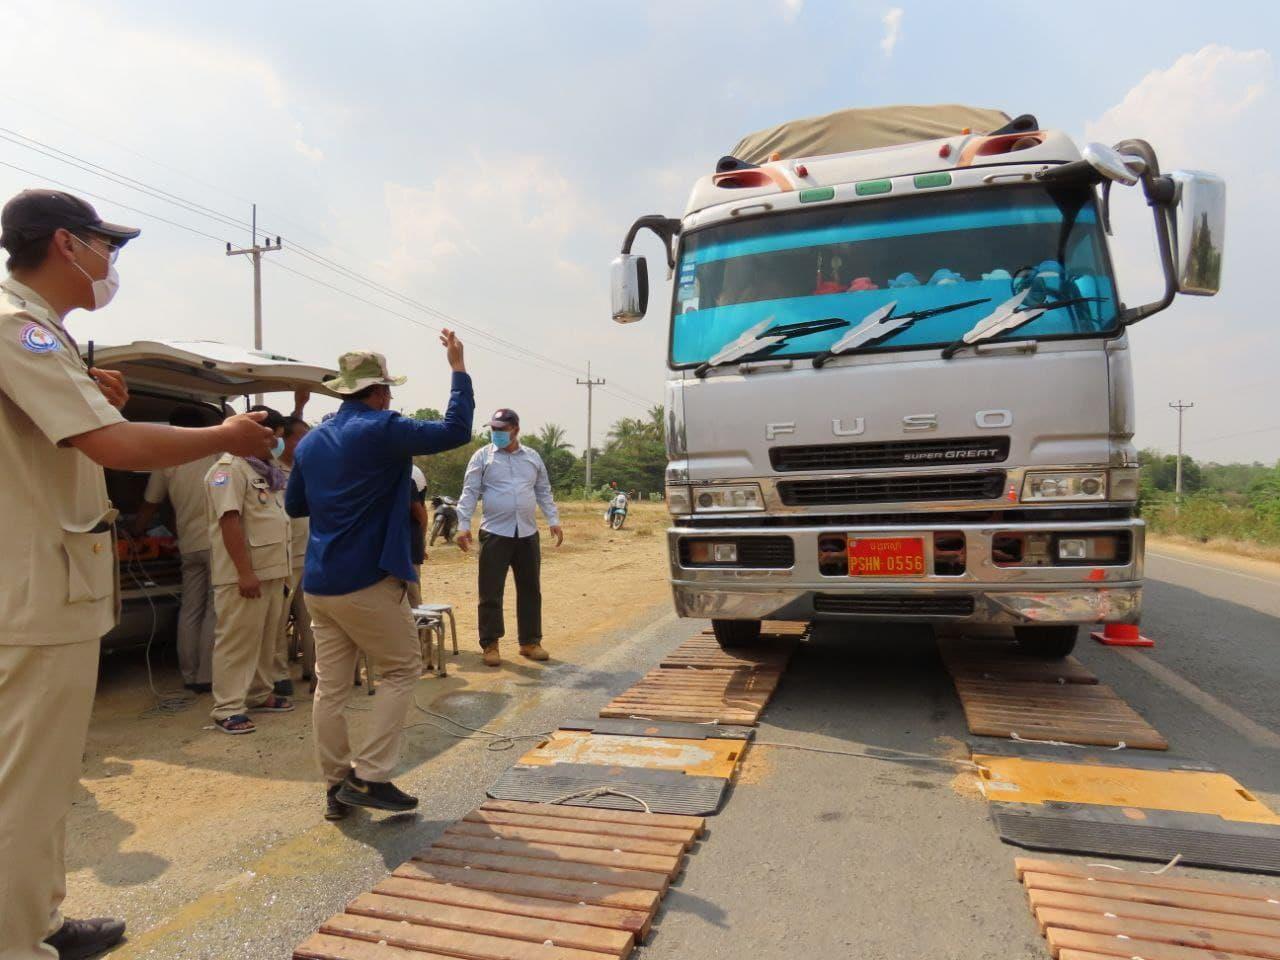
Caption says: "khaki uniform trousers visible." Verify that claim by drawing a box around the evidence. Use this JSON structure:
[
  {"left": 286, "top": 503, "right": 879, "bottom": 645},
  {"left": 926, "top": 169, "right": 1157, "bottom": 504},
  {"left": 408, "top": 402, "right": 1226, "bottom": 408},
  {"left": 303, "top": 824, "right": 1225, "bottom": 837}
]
[
  {"left": 273, "top": 570, "right": 314, "bottom": 682},
  {"left": 0, "top": 638, "right": 99, "bottom": 960},
  {"left": 177, "top": 550, "right": 216, "bottom": 686},
  {"left": 211, "top": 579, "right": 287, "bottom": 721},
  {"left": 307, "top": 577, "right": 421, "bottom": 785}
]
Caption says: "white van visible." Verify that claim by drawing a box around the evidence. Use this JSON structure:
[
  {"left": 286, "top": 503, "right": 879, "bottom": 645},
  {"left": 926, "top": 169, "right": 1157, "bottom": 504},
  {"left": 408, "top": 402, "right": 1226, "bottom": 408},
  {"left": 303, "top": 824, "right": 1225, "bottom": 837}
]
[{"left": 86, "top": 340, "right": 338, "bottom": 650}]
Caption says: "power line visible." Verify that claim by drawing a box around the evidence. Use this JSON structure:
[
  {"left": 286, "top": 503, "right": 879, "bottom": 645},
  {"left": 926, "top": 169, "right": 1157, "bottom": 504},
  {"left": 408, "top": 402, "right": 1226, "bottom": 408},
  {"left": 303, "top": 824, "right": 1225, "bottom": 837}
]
[
  {"left": 0, "top": 127, "right": 662, "bottom": 403},
  {"left": 1192, "top": 424, "right": 1280, "bottom": 446}
]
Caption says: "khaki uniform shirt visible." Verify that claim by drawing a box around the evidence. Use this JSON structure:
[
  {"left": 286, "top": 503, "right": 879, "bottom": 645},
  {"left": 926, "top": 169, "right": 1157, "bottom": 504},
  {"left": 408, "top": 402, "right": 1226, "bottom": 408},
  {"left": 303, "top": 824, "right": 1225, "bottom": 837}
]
[
  {"left": 0, "top": 277, "right": 125, "bottom": 645},
  {"left": 205, "top": 454, "right": 291, "bottom": 586},
  {"left": 279, "top": 461, "right": 309, "bottom": 572},
  {"left": 144, "top": 454, "right": 219, "bottom": 554}
]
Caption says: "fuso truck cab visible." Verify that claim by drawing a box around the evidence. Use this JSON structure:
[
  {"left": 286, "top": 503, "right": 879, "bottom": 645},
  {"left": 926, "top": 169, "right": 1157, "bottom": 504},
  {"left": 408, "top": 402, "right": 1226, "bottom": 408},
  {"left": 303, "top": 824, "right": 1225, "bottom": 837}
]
[{"left": 610, "top": 105, "right": 1225, "bottom": 657}]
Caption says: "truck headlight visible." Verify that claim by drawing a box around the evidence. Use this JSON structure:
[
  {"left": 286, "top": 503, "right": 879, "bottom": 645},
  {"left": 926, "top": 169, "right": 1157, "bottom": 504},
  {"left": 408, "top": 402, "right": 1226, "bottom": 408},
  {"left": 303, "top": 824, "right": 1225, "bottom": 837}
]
[
  {"left": 666, "top": 484, "right": 692, "bottom": 514},
  {"left": 692, "top": 483, "right": 765, "bottom": 512},
  {"left": 1022, "top": 471, "right": 1109, "bottom": 502}
]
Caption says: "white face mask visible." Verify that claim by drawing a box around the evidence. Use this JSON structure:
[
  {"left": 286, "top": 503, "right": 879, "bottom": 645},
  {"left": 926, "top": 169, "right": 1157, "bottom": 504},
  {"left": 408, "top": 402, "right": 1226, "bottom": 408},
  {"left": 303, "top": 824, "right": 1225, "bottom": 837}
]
[{"left": 71, "top": 236, "right": 120, "bottom": 310}]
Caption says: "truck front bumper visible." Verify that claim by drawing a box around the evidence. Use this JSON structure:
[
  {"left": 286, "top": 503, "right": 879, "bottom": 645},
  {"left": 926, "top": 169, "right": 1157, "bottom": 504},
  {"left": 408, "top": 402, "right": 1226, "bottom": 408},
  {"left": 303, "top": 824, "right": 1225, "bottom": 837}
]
[{"left": 669, "top": 517, "right": 1144, "bottom": 626}]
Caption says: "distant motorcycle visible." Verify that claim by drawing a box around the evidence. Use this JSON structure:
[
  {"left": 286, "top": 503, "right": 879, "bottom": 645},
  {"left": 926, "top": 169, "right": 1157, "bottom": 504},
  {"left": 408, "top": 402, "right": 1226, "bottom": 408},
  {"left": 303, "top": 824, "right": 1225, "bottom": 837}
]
[
  {"left": 605, "top": 493, "right": 628, "bottom": 530},
  {"left": 430, "top": 495, "right": 459, "bottom": 545}
]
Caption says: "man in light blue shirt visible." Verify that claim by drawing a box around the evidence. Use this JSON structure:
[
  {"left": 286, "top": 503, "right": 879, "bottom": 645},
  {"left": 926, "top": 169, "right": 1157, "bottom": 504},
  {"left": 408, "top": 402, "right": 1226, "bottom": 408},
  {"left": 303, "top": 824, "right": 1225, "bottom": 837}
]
[{"left": 456, "top": 408, "right": 563, "bottom": 667}]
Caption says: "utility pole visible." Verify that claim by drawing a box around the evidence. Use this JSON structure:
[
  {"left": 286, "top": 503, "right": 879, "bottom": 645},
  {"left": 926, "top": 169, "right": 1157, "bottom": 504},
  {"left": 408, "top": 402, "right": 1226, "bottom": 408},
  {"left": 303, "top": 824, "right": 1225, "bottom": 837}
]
[
  {"left": 576, "top": 362, "right": 606, "bottom": 499},
  {"left": 226, "top": 204, "right": 283, "bottom": 404},
  {"left": 1169, "top": 399, "right": 1194, "bottom": 505}
]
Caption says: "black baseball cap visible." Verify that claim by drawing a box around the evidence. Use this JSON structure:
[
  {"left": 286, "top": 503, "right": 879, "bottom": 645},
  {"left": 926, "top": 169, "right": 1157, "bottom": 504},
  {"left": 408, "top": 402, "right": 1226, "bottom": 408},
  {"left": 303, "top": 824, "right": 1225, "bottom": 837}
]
[
  {"left": 0, "top": 190, "right": 140, "bottom": 252},
  {"left": 488, "top": 408, "right": 519, "bottom": 429}
]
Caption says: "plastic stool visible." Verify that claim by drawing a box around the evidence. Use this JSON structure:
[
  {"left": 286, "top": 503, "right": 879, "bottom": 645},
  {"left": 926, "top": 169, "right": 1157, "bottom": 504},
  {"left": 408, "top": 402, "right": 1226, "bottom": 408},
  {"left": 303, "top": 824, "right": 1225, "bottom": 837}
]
[{"left": 413, "top": 603, "right": 458, "bottom": 656}]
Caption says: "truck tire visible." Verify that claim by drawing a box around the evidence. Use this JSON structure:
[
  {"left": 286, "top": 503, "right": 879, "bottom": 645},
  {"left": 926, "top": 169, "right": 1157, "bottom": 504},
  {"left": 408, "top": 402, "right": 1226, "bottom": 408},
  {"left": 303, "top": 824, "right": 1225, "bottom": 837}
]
[
  {"left": 711, "top": 619, "right": 762, "bottom": 649},
  {"left": 1013, "top": 625, "right": 1079, "bottom": 659}
]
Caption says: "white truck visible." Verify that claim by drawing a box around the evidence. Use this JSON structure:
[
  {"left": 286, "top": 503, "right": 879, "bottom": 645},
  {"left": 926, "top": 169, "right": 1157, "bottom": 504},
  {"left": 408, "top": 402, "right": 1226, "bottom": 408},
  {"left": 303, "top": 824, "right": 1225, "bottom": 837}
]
[{"left": 611, "top": 105, "right": 1225, "bottom": 657}]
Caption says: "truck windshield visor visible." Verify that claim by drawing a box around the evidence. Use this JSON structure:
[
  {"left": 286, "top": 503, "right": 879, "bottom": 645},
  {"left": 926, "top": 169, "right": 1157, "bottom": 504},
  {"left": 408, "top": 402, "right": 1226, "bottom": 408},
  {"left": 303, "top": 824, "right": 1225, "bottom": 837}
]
[{"left": 670, "top": 185, "right": 1118, "bottom": 366}]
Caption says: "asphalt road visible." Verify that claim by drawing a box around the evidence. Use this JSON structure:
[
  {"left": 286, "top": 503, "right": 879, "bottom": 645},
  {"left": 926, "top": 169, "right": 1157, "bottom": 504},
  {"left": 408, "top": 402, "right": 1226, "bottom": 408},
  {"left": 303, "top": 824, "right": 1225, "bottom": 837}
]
[{"left": 103, "top": 548, "right": 1280, "bottom": 959}]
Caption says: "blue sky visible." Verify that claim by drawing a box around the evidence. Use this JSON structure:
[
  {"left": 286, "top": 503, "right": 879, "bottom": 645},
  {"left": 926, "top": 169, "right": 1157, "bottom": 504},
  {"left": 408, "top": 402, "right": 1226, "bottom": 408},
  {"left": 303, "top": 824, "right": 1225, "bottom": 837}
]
[{"left": 2, "top": 1, "right": 1276, "bottom": 462}]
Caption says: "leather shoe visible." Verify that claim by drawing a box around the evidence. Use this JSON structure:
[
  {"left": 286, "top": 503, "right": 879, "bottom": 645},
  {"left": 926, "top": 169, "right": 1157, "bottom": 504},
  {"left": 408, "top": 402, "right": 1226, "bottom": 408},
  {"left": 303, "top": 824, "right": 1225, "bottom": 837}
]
[
  {"left": 44, "top": 917, "right": 126, "bottom": 959},
  {"left": 519, "top": 643, "right": 549, "bottom": 661},
  {"left": 325, "top": 783, "right": 350, "bottom": 821},
  {"left": 482, "top": 645, "right": 501, "bottom": 667}
]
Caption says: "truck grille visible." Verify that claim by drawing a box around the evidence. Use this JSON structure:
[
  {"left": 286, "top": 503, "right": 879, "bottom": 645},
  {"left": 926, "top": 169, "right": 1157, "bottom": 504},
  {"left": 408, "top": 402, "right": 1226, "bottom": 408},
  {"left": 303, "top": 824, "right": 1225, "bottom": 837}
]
[
  {"left": 777, "top": 471, "right": 1006, "bottom": 506},
  {"left": 678, "top": 536, "right": 795, "bottom": 568},
  {"left": 771, "top": 436, "right": 1010, "bottom": 472},
  {"left": 813, "top": 593, "right": 975, "bottom": 617}
]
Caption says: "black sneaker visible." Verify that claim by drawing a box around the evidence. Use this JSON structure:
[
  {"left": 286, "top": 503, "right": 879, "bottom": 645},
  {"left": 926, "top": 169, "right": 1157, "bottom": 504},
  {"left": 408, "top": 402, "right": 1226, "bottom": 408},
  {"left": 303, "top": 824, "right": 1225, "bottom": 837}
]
[
  {"left": 273, "top": 678, "right": 295, "bottom": 697},
  {"left": 335, "top": 774, "right": 418, "bottom": 812},
  {"left": 44, "top": 916, "right": 126, "bottom": 959},
  {"left": 325, "top": 783, "right": 350, "bottom": 821}
]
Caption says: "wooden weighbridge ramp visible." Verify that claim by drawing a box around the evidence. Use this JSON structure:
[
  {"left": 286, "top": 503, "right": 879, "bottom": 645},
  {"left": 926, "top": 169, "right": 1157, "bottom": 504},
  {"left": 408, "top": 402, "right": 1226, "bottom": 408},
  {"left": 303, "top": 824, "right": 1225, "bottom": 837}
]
[{"left": 294, "top": 623, "right": 808, "bottom": 959}]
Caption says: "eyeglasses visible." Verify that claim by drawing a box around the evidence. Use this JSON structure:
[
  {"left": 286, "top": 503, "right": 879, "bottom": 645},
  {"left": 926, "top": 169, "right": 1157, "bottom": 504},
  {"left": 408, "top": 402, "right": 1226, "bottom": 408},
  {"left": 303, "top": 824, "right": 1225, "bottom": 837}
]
[{"left": 72, "top": 232, "right": 120, "bottom": 263}]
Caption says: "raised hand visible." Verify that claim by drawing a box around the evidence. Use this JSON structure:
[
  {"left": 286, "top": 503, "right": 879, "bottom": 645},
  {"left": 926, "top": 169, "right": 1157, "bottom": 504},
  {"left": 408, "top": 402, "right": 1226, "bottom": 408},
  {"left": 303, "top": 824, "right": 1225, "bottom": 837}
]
[{"left": 439, "top": 328, "right": 466, "bottom": 372}]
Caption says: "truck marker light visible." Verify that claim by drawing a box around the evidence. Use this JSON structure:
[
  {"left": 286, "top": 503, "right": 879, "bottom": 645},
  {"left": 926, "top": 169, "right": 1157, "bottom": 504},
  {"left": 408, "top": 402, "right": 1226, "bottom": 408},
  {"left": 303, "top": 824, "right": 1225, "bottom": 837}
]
[
  {"left": 794, "top": 163, "right": 808, "bottom": 177},
  {"left": 800, "top": 187, "right": 835, "bottom": 203},
  {"left": 1007, "top": 484, "right": 1018, "bottom": 502},
  {"left": 914, "top": 172, "right": 952, "bottom": 189},
  {"left": 855, "top": 179, "right": 892, "bottom": 196},
  {"left": 939, "top": 144, "right": 952, "bottom": 158}
]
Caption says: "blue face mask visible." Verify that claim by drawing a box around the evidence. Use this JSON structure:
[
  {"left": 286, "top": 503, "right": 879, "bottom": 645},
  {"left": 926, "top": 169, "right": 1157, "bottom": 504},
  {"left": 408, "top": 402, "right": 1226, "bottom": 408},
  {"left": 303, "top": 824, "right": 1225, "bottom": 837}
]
[
  {"left": 271, "top": 437, "right": 285, "bottom": 458},
  {"left": 491, "top": 430, "right": 511, "bottom": 449}
]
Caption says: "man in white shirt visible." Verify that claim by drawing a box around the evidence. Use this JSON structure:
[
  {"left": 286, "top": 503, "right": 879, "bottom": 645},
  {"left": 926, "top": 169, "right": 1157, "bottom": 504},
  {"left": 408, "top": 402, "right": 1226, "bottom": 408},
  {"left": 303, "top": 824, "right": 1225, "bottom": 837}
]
[
  {"left": 456, "top": 408, "right": 563, "bottom": 667},
  {"left": 133, "top": 405, "right": 221, "bottom": 692}
]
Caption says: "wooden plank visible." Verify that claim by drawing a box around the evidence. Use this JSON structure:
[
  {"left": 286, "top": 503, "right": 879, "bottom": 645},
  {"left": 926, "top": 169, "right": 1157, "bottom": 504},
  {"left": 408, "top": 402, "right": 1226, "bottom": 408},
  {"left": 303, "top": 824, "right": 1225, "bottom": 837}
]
[
  {"left": 431, "top": 834, "right": 681, "bottom": 878},
  {"left": 479, "top": 799, "right": 704, "bottom": 835},
  {"left": 1045, "top": 925, "right": 1262, "bottom": 960},
  {"left": 445, "top": 821, "right": 686, "bottom": 859},
  {"left": 347, "top": 892, "right": 634, "bottom": 957},
  {"left": 1021, "top": 873, "right": 1280, "bottom": 922},
  {"left": 1036, "top": 906, "right": 1280, "bottom": 958},
  {"left": 599, "top": 706, "right": 757, "bottom": 726},
  {"left": 374, "top": 876, "right": 650, "bottom": 939},
  {"left": 392, "top": 861, "right": 659, "bottom": 917},
  {"left": 320, "top": 913, "right": 617, "bottom": 960},
  {"left": 967, "top": 721, "right": 1165, "bottom": 750},
  {"left": 1017, "top": 858, "right": 1280, "bottom": 903},
  {"left": 414, "top": 846, "right": 669, "bottom": 893},
  {"left": 1028, "top": 889, "right": 1280, "bottom": 938},
  {"left": 294, "top": 932, "right": 451, "bottom": 960},
  {"left": 465, "top": 809, "right": 695, "bottom": 848}
]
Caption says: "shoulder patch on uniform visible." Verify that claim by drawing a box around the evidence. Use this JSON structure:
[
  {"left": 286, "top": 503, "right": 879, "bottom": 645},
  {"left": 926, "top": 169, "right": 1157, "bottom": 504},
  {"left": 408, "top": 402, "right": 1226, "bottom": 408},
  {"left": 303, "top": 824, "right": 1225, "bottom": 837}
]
[
  {"left": 19, "top": 322, "right": 60, "bottom": 354},
  {"left": 210, "top": 471, "right": 230, "bottom": 486}
]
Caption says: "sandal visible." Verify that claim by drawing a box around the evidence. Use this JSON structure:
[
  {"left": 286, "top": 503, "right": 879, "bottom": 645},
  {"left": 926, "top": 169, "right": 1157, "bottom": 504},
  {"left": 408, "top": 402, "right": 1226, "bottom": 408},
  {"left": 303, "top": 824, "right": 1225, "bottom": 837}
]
[
  {"left": 214, "top": 715, "right": 256, "bottom": 735},
  {"left": 251, "top": 695, "right": 295, "bottom": 713}
]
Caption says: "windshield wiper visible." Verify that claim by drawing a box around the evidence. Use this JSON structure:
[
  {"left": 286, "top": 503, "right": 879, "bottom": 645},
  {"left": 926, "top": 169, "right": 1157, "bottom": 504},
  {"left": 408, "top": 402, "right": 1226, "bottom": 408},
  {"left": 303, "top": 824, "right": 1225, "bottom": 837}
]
[
  {"left": 941, "top": 291, "right": 1044, "bottom": 358},
  {"left": 939, "top": 292, "right": 1109, "bottom": 358},
  {"left": 811, "top": 296, "right": 991, "bottom": 369},
  {"left": 694, "top": 316, "right": 848, "bottom": 377}
]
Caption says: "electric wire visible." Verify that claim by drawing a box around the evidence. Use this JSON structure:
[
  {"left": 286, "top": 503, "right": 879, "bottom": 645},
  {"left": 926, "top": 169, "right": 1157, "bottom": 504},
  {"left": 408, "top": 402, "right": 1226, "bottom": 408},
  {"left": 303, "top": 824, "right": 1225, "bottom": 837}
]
[{"left": 0, "top": 129, "right": 663, "bottom": 406}]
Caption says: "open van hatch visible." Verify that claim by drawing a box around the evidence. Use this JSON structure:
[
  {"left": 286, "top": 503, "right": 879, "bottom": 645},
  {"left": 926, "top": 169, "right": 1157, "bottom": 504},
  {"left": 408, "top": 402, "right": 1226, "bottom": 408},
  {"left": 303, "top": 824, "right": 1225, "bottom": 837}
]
[{"left": 88, "top": 339, "right": 341, "bottom": 401}]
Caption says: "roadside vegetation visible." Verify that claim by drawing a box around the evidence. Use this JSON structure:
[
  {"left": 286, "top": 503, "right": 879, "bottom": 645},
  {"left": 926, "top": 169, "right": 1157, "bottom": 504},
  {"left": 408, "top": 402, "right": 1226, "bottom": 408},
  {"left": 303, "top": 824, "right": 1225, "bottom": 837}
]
[
  {"left": 1139, "top": 449, "right": 1280, "bottom": 554},
  {"left": 409, "top": 404, "right": 667, "bottom": 502}
]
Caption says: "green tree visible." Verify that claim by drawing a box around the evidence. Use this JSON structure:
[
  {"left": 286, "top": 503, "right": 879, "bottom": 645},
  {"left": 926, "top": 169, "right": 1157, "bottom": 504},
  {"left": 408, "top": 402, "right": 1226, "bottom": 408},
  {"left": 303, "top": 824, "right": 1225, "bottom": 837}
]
[
  {"left": 523, "top": 423, "right": 576, "bottom": 489},
  {"left": 592, "top": 405, "right": 666, "bottom": 496},
  {"left": 409, "top": 407, "right": 443, "bottom": 422}
]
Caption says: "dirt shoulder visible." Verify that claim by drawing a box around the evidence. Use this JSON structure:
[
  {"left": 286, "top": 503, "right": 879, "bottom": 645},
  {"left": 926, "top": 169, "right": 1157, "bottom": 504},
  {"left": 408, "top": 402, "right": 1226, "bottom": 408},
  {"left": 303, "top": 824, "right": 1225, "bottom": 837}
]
[
  {"left": 1147, "top": 532, "right": 1280, "bottom": 580},
  {"left": 69, "top": 500, "right": 673, "bottom": 942}
]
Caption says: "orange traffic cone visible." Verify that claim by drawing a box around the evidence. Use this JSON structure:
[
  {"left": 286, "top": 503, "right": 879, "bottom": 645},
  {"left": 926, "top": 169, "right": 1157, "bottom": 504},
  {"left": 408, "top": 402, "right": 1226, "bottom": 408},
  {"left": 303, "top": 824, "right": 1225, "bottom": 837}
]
[{"left": 1091, "top": 623, "right": 1154, "bottom": 647}]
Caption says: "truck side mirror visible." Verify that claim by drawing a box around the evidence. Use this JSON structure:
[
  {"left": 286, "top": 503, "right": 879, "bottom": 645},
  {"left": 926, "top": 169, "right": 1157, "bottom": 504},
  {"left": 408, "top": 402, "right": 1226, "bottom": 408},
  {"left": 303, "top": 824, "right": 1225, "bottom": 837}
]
[
  {"left": 1168, "top": 170, "right": 1226, "bottom": 296},
  {"left": 611, "top": 254, "right": 649, "bottom": 323}
]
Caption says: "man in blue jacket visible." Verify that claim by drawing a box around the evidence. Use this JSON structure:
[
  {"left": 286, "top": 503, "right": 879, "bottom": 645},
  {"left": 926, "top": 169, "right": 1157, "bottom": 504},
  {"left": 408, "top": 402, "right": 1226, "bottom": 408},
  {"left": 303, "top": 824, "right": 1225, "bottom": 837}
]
[{"left": 286, "top": 332, "right": 473, "bottom": 820}]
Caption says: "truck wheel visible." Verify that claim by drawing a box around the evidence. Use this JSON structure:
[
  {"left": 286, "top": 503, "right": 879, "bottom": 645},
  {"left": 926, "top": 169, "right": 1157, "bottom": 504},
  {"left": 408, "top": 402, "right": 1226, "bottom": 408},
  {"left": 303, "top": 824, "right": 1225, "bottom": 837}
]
[
  {"left": 711, "top": 619, "right": 762, "bottom": 649},
  {"left": 1013, "top": 625, "right": 1079, "bottom": 660}
]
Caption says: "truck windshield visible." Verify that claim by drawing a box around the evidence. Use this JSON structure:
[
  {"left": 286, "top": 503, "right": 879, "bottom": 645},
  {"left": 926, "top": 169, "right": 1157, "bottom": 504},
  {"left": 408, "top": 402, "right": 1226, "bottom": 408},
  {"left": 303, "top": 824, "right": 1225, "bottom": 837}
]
[{"left": 670, "top": 185, "right": 1118, "bottom": 366}]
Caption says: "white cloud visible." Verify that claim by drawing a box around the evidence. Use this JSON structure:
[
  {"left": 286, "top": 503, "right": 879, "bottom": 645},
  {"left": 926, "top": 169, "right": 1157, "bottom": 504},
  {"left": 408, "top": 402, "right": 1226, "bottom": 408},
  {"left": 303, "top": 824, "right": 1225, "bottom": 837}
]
[
  {"left": 1084, "top": 45, "right": 1278, "bottom": 462},
  {"left": 880, "top": 7, "right": 903, "bottom": 57},
  {"left": 780, "top": 0, "right": 803, "bottom": 23}
]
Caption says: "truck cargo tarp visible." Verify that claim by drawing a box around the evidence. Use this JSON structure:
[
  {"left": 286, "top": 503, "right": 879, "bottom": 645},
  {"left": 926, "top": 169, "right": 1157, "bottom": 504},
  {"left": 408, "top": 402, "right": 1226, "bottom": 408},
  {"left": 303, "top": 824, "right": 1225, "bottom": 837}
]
[{"left": 731, "top": 104, "right": 1012, "bottom": 165}]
